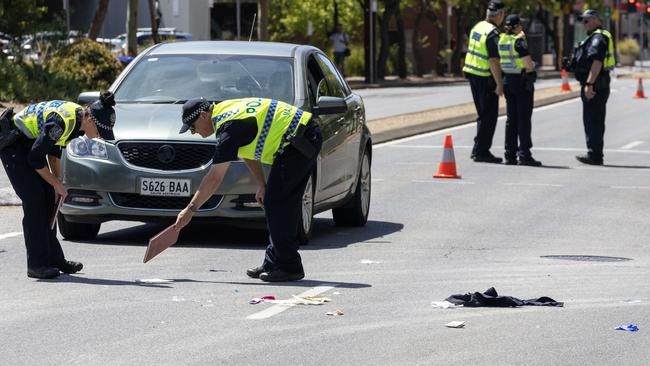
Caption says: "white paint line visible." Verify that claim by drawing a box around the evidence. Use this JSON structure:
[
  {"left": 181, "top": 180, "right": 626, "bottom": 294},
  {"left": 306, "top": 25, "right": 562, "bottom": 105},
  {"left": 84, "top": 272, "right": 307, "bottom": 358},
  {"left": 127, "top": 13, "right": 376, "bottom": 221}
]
[
  {"left": 620, "top": 141, "right": 644, "bottom": 150},
  {"left": 0, "top": 232, "right": 22, "bottom": 241},
  {"left": 390, "top": 145, "right": 650, "bottom": 155},
  {"left": 611, "top": 186, "right": 650, "bottom": 190},
  {"left": 375, "top": 97, "right": 581, "bottom": 148},
  {"left": 411, "top": 179, "right": 475, "bottom": 185},
  {"left": 247, "top": 285, "right": 335, "bottom": 320},
  {"left": 503, "top": 183, "right": 565, "bottom": 187}
]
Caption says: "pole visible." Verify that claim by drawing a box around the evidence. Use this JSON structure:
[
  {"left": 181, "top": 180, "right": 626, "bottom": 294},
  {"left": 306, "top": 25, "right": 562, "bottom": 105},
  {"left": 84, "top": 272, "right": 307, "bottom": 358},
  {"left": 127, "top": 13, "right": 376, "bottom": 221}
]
[
  {"left": 446, "top": 3, "right": 451, "bottom": 76},
  {"left": 236, "top": 0, "right": 241, "bottom": 40},
  {"left": 641, "top": 9, "right": 645, "bottom": 64},
  {"left": 63, "top": 0, "right": 70, "bottom": 35},
  {"left": 370, "top": 0, "right": 376, "bottom": 84}
]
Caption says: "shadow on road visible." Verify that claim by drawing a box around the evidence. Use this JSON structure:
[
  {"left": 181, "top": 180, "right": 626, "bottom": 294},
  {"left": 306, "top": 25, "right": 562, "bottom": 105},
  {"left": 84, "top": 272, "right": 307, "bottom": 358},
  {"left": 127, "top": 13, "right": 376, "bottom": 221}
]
[
  {"left": 603, "top": 164, "right": 650, "bottom": 169},
  {"left": 538, "top": 164, "right": 572, "bottom": 170},
  {"left": 68, "top": 219, "right": 404, "bottom": 252}
]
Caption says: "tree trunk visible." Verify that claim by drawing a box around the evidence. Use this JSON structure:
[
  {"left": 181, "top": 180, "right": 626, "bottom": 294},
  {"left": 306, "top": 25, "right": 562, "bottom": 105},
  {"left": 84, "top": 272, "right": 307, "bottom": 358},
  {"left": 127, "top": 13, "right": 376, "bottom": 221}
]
[
  {"left": 126, "top": 0, "right": 138, "bottom": 56},
  {"left": 88, "top": 0, "right": 110, "bottom": 41},
  {"left": 257, "top": 0, "right": 269, "bottom": 41},
  {"left": 148, "top": 0, "right": 161, "bottom": 44},
  {"left": 377, "top": 8, "right": 391, "bottom": 79},
  {"left": 450, "top": 7, "right": 468, "bottom": 75},
  {"left": 396, "top": 3, "right": 406, "bottom": 79},
  {"left": 412, "top": 0, "right": 425, "bottom": 76}
]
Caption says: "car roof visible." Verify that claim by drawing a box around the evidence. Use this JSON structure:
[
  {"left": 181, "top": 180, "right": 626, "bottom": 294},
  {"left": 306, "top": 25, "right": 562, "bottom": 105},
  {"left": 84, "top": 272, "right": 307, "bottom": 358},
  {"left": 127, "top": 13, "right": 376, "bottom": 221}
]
[{"left": 147, "top": 41, "right": 306, "bottom": 57}]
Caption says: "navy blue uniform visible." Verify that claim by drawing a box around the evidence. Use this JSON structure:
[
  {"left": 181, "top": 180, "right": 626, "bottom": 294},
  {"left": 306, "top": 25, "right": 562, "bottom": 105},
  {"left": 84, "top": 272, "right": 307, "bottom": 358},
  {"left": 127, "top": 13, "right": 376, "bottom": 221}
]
[
  {"left": 0, "top": 112, "right": 81, "bottom": 269},
  {"left": 469, "top": 26, "right": 501, "bottom": 159},
  {"left": 503, "top": 36, "right": 534, "bottom": 160}
]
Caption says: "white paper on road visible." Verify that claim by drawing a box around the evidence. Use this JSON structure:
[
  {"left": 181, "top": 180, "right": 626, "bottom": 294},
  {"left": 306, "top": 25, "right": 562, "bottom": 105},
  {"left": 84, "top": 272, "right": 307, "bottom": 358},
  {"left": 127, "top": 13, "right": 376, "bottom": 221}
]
[
  {"left": 360, "top": 259, "right": 383, "bottom": 264},
  {"left": 431, "top": 301, "right": 462, "bottom": 309},
  {"left": 445, "top": 321, "right": 466, "bottom": 328},
  {"left": 247, "top": 285, "right": 335, "bottom": 320}
]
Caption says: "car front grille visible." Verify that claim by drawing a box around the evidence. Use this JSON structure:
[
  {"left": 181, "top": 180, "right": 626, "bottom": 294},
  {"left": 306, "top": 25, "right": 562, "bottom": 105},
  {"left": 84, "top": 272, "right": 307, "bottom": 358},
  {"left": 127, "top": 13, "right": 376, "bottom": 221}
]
[
  {"left": 118, "top": 142, "right": 215, "bottom": 171},
  {"left": 109, "top": 193, "right": 222, "bottom": 210}
]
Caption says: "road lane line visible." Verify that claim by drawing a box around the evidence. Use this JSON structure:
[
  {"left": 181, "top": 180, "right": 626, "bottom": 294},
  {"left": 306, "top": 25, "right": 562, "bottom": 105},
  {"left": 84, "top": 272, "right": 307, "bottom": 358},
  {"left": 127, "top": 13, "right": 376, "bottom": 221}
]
[
  {"left": 411, "top": 179, "right": 475, "bottom": 185},
  {"left": 621, "top": 141, "right": 644, "bottom": 150},
  {"left": 247, "top": 284, "right": 335, "bottom": 320},
  {"left": 0, "top": 232, "right": 22, "bottom": 241},
  {"left": 390, "top": 145, "right": 650, "bottom": 155},
  {"left": 503, "top": 183, "right": 564, "bottom": 187}
]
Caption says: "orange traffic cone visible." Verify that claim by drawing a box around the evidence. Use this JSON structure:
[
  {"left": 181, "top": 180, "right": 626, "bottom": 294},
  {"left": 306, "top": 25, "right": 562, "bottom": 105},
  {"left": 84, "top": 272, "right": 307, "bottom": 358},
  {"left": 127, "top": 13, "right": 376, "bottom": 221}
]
[
  {"left": 560, "top": 69, "right": 571, "bottom": 92},
  {"left": 434, "top": 135, "right": 461, "bottom": 179},
  {"left": 633, "top": 78, "right": 647, "bottom": 99}
]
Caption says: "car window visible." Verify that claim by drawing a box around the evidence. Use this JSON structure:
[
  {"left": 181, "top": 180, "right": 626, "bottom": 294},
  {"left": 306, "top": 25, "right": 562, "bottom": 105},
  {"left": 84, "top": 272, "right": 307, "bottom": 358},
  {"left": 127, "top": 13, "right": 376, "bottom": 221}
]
[
  {"left": 307, "top": 56, "right": 327, "bottom": 103},
  {"left": 315, "top": 54, "right": 349, "bottom": 98},
  {"left": 114, "top": 54, "right": 295, "bottom": 104}
]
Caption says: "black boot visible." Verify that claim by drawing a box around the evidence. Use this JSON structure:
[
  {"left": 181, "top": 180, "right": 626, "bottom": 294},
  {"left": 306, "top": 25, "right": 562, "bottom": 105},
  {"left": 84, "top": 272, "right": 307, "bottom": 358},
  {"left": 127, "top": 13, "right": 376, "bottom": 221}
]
[
  {"left": 259, "top": 269, "right": 305, "bottom": 282},
  {"left": 246, "top": 265, "right": 267, "bottom": 279},
  {"left": 518, "top": 156, "right": 542, "bottom": 167},
  {"left": 575, "top": 155, "right": 603, "bottom": 166},
  {"left": 27, "top": 266, "right": 60, "bottom": 279},
  {"left": 55, "top": 260, "right": 83, "bottom": 274}
]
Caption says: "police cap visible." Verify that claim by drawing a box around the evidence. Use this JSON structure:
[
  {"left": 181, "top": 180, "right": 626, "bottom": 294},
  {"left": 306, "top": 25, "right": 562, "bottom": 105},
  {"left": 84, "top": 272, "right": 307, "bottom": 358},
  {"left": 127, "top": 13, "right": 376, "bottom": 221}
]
[
  {"left": 505, "top": 14, "right": 521, "bottom": 27},
  {"left": 577, "top": 9, "right": 599, "bottom": 21},
  {"left": 180, "top": 97, "right": 212, "bottom": 134},
  {"left": 487, "top": 0, "right": 505, "bottom": 11},
  {"left": 89, "top": 91, "right": 116, "bottom": 140}
]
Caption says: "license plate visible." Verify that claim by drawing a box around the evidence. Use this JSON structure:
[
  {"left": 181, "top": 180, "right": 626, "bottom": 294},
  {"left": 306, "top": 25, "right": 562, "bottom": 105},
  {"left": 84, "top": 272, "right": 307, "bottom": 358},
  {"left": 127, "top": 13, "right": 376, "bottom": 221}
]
[{"left": 139, "top": 178, "right": 191, "bottom": 197}]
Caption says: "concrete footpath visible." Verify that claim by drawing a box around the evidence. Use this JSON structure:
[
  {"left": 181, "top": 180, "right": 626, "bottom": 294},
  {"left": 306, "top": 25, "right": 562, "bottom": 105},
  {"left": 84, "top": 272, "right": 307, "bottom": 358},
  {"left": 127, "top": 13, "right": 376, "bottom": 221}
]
[{"left": 0, "top": 82, "right": 579, "bottom": 206}]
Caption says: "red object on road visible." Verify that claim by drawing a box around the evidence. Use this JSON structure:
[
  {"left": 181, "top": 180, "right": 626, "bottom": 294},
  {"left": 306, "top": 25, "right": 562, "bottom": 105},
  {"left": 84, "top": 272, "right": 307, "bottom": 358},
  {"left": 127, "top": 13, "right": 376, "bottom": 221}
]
[
  {"left": 143, "top": 225, "right": 180, "bottom": 263},
  {"left": 434, "top": 135, "right": 461, "bottom": 179},
  {"left": 633, "top": 78, "right": 647, "bottom": 99}
]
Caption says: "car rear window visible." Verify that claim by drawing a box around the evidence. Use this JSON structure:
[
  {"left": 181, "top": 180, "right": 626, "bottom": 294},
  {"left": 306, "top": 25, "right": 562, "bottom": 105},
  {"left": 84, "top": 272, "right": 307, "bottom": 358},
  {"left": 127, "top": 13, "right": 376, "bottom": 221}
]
[{"left": 114, "top": 54, "right": 295, "bottom": 104}]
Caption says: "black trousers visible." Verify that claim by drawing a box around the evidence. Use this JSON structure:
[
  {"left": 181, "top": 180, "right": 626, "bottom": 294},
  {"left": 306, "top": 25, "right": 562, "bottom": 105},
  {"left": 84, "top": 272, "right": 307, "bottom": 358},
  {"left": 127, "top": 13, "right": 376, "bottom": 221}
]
[
  {"left": 0, "top": 141, "right": 65, "bottom": 268},
  {"left": 504, "top": 76, "right": 534, "bottom": 158},
  {"left": 263, "top": 122, "right": 322, "bottom": 273},
  {"left": 468, "top": 74, "right": 499, "bottom": 157},
  {"left": 581, "top": 85, "right": 610, "bottom": 160}
]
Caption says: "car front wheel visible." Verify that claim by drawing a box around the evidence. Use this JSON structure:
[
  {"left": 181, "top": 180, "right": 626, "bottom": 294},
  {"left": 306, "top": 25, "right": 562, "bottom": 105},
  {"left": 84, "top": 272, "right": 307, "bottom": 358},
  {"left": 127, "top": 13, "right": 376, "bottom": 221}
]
[
  {"left": 333, "top": 149, "right": 371, "bottom": 227},
  {"left": 297, "top": 174, "right": 314, "bottom": 245},
  {"left": 57, "top": 213, "right": 101, "bottom": 241}
]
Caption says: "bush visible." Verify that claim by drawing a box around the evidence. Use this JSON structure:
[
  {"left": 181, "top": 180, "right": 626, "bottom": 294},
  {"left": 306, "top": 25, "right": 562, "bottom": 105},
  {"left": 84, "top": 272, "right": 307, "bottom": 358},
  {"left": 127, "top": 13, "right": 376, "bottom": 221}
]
[
  {"left": 48, "top": 38, "right": 123, "bottom": 93},
  {"left": 0, "top": 59, "right": 78, "bottom": 102},
  {"left": 345, "top": 44, "right": 365, "bottom": 77},
  {"left": 618, "top": 38, "right": 640, "bottom": 57}
]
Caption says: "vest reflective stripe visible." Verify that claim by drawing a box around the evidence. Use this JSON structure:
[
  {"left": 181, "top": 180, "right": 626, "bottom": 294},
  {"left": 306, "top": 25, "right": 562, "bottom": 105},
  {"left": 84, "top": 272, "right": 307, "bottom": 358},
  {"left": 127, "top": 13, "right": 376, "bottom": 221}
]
[
  {"left": 593, "top": 29, "right": 616, "bottom": 70},
  {"left": 212, "top": 98, "right": 312, "bottom": 165},
  {"left": 463, "top": 21, "right": 497, "bottom": 77},
  {"left": 12, "top": 100, "right": 80, "bottom": 146},
  {"left": 498, "top": 33, "right": 525, "bottom": 74}
]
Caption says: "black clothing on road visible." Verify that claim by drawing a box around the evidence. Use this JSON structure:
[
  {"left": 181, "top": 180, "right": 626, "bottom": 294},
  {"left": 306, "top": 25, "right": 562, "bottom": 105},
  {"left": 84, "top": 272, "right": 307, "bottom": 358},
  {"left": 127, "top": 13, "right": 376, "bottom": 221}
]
[{"left": 446, "top": 287, "right": 564, "bottom": 307}]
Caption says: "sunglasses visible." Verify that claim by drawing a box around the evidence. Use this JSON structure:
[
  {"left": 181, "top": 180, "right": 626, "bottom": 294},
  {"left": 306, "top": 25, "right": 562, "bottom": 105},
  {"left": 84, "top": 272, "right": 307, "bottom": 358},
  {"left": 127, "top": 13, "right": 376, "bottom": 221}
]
[{"left": 582, "top": 19, "right": 591, "bottom": 24}]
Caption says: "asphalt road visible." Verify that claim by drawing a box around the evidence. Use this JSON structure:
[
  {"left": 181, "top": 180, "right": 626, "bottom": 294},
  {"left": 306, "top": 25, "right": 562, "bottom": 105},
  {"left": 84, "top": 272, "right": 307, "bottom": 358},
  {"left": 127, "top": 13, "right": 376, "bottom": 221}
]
[{"left": 1, "top": 78, "right": 649, "bottom": 365}]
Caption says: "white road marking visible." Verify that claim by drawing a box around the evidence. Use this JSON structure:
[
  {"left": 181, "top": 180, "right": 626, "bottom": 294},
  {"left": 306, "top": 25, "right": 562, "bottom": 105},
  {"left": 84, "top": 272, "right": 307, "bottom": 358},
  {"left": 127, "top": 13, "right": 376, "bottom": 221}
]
[
  {"left": 0, "top": 232, "right": 22, "bottom": 241},
  {"left": 611, "top": 186, "right": 650, "bottom": 190},
  {"left": 374, "top": 97, "right": 581, "bottom": 148},
  {"left": 620, "top": 141, "right": 644, "bottom": 150},
  {"left": 247, "top": 284, "right": 335, "bottom": 320},
  {"left": 390, "top": 145, "right": 650, "bottom": 155},
  {"left": 411, "top": 179, "right": 475, "bottom": 185},
  {"left": 503, "top": 183, "right": 564, "bottom": 187}
]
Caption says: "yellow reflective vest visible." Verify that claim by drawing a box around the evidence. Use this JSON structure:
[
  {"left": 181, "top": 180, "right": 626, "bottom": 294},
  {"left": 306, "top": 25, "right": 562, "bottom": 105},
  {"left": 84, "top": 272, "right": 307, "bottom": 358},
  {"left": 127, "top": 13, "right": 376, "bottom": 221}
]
[
  {"left": 211, "top": 98, "right": 312, "bottom": 165},
  {"left": 499, "top": 33, "right": 526, "bottom": 74},
  {"left": 12, "top": 101, "right": 81, "bottom": 147},
  {"left": 592, "top": 29, "right": 615, "bottom": 70},
  {"left": 463, "top": 21, "right": 497, "bottom": 77}
]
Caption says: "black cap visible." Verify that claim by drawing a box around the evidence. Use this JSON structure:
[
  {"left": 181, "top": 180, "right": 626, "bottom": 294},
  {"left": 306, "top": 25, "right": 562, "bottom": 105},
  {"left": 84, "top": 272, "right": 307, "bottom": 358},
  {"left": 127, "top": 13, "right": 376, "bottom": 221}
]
[
  {"left": 578, "top": 9, "right": 599, "bottom": 21},
  {"left": 179, "top": 97, "right": 211, "bottom": 134},
  {"left": 89, "top": 91, "right": 116, "bottom": 140},
  {"left": 487, "top": 0, "right": 504, "bottom": 11},
  {"left": 505, "top": 14, "right": 521, "bottom": 27}
]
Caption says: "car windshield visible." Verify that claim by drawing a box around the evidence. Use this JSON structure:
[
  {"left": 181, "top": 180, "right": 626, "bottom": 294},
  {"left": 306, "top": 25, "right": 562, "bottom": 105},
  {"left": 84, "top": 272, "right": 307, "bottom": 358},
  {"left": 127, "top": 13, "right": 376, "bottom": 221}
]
[{"left": 114, "top": 54, "right": 295, "bottom": 104}]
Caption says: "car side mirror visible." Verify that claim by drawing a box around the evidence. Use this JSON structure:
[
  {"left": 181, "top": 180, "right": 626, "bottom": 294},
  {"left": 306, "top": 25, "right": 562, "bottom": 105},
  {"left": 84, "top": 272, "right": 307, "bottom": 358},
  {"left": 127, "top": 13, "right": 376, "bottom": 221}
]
[
  {"left": 77, "top": 91, "right": 101, "bottom": 105},
  {"left": 313, "top": 96, "right": 347, "bottom": 115}
]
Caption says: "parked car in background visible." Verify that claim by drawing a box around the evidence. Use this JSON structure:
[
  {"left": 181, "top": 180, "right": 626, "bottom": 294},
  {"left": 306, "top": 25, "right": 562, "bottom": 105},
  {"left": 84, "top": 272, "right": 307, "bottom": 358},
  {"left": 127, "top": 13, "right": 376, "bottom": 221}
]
[
  {"left": 60, "top": 41, "right": 372, "bottom": 244},
  {"left": 114, "top": 28, "right": 192, "bottom": 52}
]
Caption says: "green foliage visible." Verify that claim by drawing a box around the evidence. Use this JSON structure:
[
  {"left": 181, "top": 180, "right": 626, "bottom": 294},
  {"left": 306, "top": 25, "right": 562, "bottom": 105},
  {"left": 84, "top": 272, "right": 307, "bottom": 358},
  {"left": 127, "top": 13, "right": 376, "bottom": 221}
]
[
  {"left": 618, "top": 38, "right": 640, "bottom": 57},
  {"left": 345, "top": 44, "right": 366, "bottom": 76},
  {"left": 0, "top": 59, "right": 78, "bottom": 102},
  {"left": 0, "top": 0, "right": 53, "bottom": 58},
  {"left": 48, "top": 38, "right": 123, "bottom": 93}
]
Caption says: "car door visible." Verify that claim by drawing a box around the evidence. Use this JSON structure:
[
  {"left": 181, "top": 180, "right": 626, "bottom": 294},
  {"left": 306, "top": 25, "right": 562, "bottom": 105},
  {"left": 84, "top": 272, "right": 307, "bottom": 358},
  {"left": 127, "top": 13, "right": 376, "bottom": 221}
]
[{"left": 315, "top": 53, "right": 363, "bottom": 197}]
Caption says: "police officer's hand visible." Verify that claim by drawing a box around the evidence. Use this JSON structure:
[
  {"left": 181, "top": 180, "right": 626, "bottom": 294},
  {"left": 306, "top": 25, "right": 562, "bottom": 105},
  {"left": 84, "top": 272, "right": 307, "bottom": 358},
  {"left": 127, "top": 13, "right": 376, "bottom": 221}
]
[
  {"left": 174, "top": 207, "right": 193, "bottom": 231},
  {"left": 255, "top": 185, "right": 265, "bottom": 208},
  {"left": 54, "top": 181, "right": 68, "bottom": 201},
  {"left": 495, "top": 84, "right": 504, "bottom": 97},
  {"left": 584, "top": 84, "right": 596, "bottom": 100}
]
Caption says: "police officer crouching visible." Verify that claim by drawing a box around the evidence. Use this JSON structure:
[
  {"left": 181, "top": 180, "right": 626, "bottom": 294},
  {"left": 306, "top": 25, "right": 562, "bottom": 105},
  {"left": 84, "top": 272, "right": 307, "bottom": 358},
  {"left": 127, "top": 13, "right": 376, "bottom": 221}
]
[
  {"left": 464, "top": 0, "right": 506, "bottom": 163},
  {"left": 174, "top": 98, "right": 322, "bottom": 282},
  {"left": 568, "top": 10, "right": 615, "bottom": 165},
  {"left": 0, "top": 92, "right": 116, "bottom": 279},
  {"left": 500, "top": 14, "right": 541, "bottom": 166}
]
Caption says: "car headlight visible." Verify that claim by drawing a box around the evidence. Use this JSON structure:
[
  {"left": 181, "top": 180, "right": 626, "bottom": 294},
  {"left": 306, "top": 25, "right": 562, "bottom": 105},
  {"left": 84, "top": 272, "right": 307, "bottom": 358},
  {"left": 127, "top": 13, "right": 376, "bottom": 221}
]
[{"left": 68, "top": 137, "right": 109, "bottom": 159}]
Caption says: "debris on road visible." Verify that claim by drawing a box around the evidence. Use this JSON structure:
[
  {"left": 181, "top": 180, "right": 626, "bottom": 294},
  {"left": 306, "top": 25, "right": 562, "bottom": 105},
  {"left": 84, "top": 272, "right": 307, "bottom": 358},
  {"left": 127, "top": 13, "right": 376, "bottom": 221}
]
[
  {"left": 249, "top": 296, "right": 277, "bottom": 304},
  {"left": 209, "top": 269, "right": 231, "bottom": 272},
  {"left": 615, "top": 324, "right": 639, "bottom": 332},
  {"left": 431, "top": 301, "right": 462, "bottom": 309},
  {"left": 360, "top": 259, "right": 383, "bottom": 264},
  {"left": 327, "top": 310, "right": 345, "bottom": 316},
  {"left": 443, "top": 287, "right": 564, "bottom": 307},
  {"left": 266, "top": 295, "right": 331, "bottom": 306},
  {"left": 623, "top": 299, "right": 642, "bottom": 304},
  {"left": 172, "top": 296, "right": 185, "bottom": 302},
  {"left": 445, "top": 321, "right": 466, "bottom": 328},
  {"left": 332, "top": 291, "right": 342, "bottom": 295},
  {"left": 136, "top": 278, "right": 173, "bottom": 284}
]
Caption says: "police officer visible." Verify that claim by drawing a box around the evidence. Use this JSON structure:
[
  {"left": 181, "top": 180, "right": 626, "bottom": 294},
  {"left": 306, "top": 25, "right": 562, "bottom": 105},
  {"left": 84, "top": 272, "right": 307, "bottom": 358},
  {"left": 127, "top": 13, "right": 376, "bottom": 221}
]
[
  {"left": 0, "top": 92, "right": 116, "bottom": 279},
  {"left": 464, "top": 0, "right": 505, "bottom": 163},
  {"left": 499, "top": 14, "right": 542, "bottom": 166},
  {"left": 174, "top": 97, "right": 322, "bottom": 282},
  {"left": 572, "top": 10, "right": 615, "bottom": 165}
]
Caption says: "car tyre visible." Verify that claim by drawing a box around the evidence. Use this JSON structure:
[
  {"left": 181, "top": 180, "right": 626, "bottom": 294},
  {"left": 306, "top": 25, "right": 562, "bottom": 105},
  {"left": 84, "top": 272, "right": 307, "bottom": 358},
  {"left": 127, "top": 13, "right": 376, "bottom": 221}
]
[
  {"left": 333, "top": 149, "right": 371, "bottom": 227},
  {"left": 57, "top": 213, "right": 101, "bottom": 241},
  {"left": 297, "top": 174, "right": 314, "bottom": 245}
]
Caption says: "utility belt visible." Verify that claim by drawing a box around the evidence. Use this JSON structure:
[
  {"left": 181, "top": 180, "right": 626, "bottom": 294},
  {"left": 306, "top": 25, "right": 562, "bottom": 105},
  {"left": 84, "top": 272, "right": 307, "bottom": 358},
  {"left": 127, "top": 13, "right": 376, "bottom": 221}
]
[
  {"left": 280, "top": 119, "right": 319, "bottom": 159},
  {"left": 0, "top": 108, "right": 22, "bottom": 152}
]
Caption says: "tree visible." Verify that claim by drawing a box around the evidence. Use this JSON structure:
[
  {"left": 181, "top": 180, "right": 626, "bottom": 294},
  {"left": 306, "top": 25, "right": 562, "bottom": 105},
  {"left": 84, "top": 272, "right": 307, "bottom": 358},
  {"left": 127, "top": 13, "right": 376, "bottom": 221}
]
[
  {"left": 88, "top": 0, "right": 110, "bottom": 41},
  {"left": 148, "top": 0, "right": 161, "bottom": 44},
  {"left": 126, "top": 0, "right": 138, "bottom": 56},
  {"left": 376, "top": 0, "right": 407, "bottom": 79},
  {"left": 0, "top": 0, "right": 49, "bottom": 59}
]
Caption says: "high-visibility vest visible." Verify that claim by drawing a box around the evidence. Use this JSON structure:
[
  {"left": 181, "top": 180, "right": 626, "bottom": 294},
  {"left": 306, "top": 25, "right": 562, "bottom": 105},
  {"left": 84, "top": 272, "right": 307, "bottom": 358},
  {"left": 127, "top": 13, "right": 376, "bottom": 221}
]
[
  {"left": 498, "top": 33, "right": 526, "bottom": 74},
  {"left": 211, "top": 98, "right": 312, "bottom": 165},
  {"left": 12, "top": 100, "right": 81, "bottom": 147},
  {"left": 592, "top": 29, "right": 615, "bottom": 70},
  {"left": 463, "top": 21, "right": 497, "bottom": 77}
]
